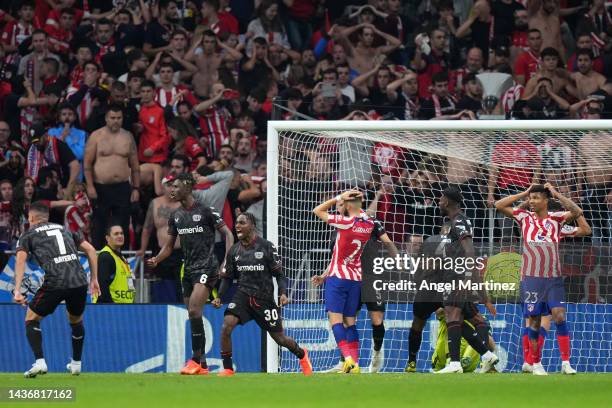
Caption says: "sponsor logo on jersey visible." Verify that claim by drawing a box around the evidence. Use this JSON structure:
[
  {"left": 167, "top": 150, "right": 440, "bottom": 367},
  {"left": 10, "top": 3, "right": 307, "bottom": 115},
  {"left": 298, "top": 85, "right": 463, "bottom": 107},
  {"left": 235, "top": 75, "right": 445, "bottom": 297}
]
[
  {"left": 53, "top": 253, "right": 78, "bottom": 264},
  {"left": 177, "top": 226, "right": 204, "bottom": 234},
  {"left": 254, "top": 251, "right": 263, "bottom": 259},
  {"left": 237, "top": 264, "right": 265, "bottom": 272},
  {"left": 228, "top": 303, "right": 236, "bottom": 309},
  {"left": 174, "top": 217, "right": 180, "bottom": 223},
  {"left": 235, "top": 255, "right": 240, "bottom": 261},
  {"left": 193, "top": 214, "right": 201, "bottom": 222},
  {"left": 353, "top": 226, "right": 373, "bottom": 234}
]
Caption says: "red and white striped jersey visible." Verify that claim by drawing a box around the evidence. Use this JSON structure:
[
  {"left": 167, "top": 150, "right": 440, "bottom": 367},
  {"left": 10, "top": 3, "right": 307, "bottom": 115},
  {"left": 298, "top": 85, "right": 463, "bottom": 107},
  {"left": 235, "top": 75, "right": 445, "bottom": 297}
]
[
  {"left": 1, "top": 21, "right": 33, "bottom": 47},
  {"left": 513, "top": 208, "right": 567, "bottom": 278},
  {"left": 326, "top": 211, "right": 375, "bottom": 281}
]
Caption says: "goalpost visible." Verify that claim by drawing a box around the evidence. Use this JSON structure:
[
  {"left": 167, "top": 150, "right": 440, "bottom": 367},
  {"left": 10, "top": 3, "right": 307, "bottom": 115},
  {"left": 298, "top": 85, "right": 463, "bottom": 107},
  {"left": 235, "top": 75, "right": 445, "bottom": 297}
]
[{"left": 266, "top": 120, "right": 612, "bottom": 374}]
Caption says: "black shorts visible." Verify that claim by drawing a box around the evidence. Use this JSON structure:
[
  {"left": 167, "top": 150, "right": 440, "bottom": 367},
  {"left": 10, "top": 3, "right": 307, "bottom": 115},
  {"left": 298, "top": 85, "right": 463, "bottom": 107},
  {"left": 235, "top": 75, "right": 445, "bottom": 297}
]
[
  {"left": 224, "top": 290, "right": 283, "bottom": 333},
  {"left": 443, "top": 300, "right": 480, "bottom": 320},
  {"left": 412, "top": 288, "right": 443, "bottom": 320},
  {"left": 182, "top": 269, "right": 219, "bottom": 299},
  {"left": 29, "top": 285, "right": 87, "bottom": 317}
]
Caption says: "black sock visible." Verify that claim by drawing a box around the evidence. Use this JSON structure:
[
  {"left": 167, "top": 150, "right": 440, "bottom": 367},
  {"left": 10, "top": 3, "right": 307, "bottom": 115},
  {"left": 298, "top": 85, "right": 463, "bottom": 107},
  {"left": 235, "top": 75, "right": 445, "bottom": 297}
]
[
  {"left": 408, "top": 328, "right": 422, "bottom": 363},
  {"left": 461, "top": 322, "right": 489, "bottom": 355},
  {"left": 189, "top": 318, "right": 204, "bottom": 365},
  {"left": 221, "top": 351, "right": 233, "bottom": 370},
  {"left": 274, "top": 334, "right": 305, "bottom": 359},
  {"left": 70, "top": 322, "right": 84, "bottom": 361},
  {"left": 372, "top": 323, "right": 385, "bottom": 352},
  {"left": 447, "top": 321, "right": 462, "bottom": 362},
  {"left": 476, "top": 323, "right": 490, "bottom": 351},
  {"left": 26, "top": 320, "right": 43, "bottom": 359}
]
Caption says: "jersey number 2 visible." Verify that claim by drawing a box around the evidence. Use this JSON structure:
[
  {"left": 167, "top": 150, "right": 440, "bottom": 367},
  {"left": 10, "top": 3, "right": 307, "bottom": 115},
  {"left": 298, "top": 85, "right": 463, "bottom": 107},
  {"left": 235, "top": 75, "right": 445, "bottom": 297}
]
[{"left": 46, "top": 230, "right": 67, "bottom": 255}]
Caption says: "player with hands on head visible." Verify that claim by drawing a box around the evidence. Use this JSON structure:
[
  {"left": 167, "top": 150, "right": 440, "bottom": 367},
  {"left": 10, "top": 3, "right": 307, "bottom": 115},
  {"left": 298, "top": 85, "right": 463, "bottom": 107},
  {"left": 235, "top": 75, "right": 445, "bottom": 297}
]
[
  {"left": 147, "top": 172, "right": 234, "bottom": 375},
  {"left": 215, "top": 212, "right": 312, "bottom": 376},
  {"left": 312, "top": 189, "right": 375, "bottom": 374},
  {"left": 495, "top": 182, "right": 583, "bottom": 375}
]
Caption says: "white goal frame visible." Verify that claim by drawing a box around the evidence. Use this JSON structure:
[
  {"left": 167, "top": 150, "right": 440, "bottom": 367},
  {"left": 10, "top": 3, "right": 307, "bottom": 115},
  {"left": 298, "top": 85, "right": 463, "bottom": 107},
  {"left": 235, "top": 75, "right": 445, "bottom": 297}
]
[{"left": 265, "top": 119, "right": 612, "bottom": 373}]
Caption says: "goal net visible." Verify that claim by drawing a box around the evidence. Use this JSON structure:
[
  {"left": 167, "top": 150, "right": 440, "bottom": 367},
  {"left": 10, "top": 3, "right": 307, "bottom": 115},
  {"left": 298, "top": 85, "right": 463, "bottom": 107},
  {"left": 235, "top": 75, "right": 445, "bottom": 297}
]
[{"left": 266, "top": 120, "right": 611, "bottom": 373}]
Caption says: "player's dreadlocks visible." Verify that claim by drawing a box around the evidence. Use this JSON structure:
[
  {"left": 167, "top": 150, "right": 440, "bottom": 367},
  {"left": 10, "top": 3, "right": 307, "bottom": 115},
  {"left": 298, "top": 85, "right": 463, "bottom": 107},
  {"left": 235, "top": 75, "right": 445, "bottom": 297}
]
[
  {"left": 241, "top": 211, "right": 257, "bottom": 227},
  {"left": 176, "top": 172, "right": 196, "bottom": 189}
]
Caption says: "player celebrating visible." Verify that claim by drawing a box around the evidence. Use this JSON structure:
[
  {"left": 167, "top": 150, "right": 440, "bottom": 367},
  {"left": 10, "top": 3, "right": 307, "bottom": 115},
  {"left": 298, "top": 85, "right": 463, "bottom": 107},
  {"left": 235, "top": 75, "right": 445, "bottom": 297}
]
[
  {"left": 496, "top": 183, "right": 582, "bottom": 375},
  {"left": 147, "top": 173, "right": 234, "bottom": 375},
  {"left": 215, "top": 213, "right": 312, "bottom": 376},
  {"left": 432, "top": 187, "right": 499, "bottom": 374},
  {"left": 12, "top": 201, "right": 100, "bottom": 377},
  {"left": 312, "top": 189, "right": 375, "bottom": 374}
]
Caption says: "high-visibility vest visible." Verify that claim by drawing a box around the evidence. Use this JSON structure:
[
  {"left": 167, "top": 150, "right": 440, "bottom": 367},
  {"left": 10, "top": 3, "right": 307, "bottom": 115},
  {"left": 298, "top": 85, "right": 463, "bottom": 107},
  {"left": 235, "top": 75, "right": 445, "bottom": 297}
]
[{"left": 96, "top": 245, "right": 135, "bottom": 304}]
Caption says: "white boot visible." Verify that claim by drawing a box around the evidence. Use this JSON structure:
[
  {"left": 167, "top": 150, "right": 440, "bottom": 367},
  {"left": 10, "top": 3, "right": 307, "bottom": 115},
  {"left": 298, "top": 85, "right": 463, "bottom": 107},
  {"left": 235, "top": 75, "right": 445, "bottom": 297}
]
[
  {"left": 521, "top": 362, "right": 533, "bottom": 373},
  {"left": 561, "top": 361, "right": 577, "bottom": 375},
  {"left": 532, "top": 362, "right": 548, "bottom": 376},
  {"left": 479, "top": 351, "right": 499, "bottom": 374},
  {"left": 24, "top": 359, "right": 48, "bottom": 378},
  {"left": 66, "top": 360, "right": 81, "bottom": 375},
  {"left": 434, "top": 361, "right": 463, "bottom": 374},
  {"left": 368, "top": 349, "right": 383, "bottom": 373}
]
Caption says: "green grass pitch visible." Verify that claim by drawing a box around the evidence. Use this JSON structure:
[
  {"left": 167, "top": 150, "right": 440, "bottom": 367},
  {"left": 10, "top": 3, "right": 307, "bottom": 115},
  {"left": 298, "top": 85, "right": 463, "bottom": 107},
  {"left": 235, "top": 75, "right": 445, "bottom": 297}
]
[{"left": 1, "top": 373, "right": 611, "bottom": 408}]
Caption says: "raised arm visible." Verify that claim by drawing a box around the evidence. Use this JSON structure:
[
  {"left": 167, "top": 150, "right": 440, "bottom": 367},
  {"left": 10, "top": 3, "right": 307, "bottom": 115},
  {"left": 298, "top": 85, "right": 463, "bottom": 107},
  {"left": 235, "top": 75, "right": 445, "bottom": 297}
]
[
  {"left": 352, "top": 63, "right": 381, "bottom": 96},
  {"left": 544, "top": 182, "right": 583, "bottom": 222},
  {"left": 379, "top": 233, "right": 399, "bottom": 257},
  {"left": 495, "top": 185, "right": 532, "bottom": 217}
]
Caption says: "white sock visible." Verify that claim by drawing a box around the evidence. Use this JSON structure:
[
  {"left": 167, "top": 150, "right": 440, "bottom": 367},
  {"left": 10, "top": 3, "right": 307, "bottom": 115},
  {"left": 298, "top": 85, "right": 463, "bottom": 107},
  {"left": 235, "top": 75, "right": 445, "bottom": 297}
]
[
  {"left": 449, "top": 361, "right": 461, "bottom": 368},
  {"left": 71, "top": 360, "right": 81, "bottom": 365},
  {"left": 482, "top": 351, "right": 495, "bottom": 360}
]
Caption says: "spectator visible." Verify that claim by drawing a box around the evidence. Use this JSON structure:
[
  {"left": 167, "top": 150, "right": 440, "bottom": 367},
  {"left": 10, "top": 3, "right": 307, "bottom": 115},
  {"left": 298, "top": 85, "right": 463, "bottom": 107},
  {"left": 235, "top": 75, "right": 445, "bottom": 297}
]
[
  {"left": 411, "top": 28, "right": 452, "bottom": 98},
  {"left": 418, "top": 71, "right": 456, "bottom": 119},
  {"left": 96, "top": 224, "right": 135, "bottom": 303},
  {"left": 10, "top": 176, "right": 35, "bottom": 240},
  {"left": 199, "top": 0, "right": 237, "bottom": 38},
  {"left": 335, "top": 22, "right": 401, "bottom": 76},
  {"left": 514, "top": 28, "right": 543, "bottom": 85},
  {"left": 336, "top": 63, "right": 355, "bottom": 103},
  {"left": 68, "top": 44, "right": 94, "bottom": 88},
  {"left": 137, "top": 80, "right": 170, "bottom": 165},
  {"left": 25, "top": 122, "right": 80, "bottom": 192},
  {"left": 510, "top": 6, "right": 530, "bottom": 52},
  {"left": 67, "top": 61, "right": 109, "bottom": 128},
  {"left": 167, "top": 117, "right": 206, "bottom": 170},
  {"left": 0, "top": 179, "right": 12, "bottom": 251},
  {"left": 90, "top": 18, "right": 118, "bottom": 67},
  {"left": 245, "top": 179, "right": 266, "bottom": 237},
  {"left": 86, "top": 80, "right": 139, "bottom": 135},
  {"left": 492, "top": 0, "right": 524, "bottom": 42},
  {"left": 138, "top": 177, "right": 181, "bottom": 302},
  {"left": 118, "top": 49, "right": 150, "bottom": 83},
  {"left": 451, "top": 47, "right": 484, "bottom": 95},
  {"left": 576, "top": 0, "right": 612, "bottom": 58},
  {"left": 456, "top": 0, "right": 492, "bottom": 58},
  {"left": 168, "top": 153, "right": 190, "bottom": 175},
  {"left": 193, "top": 83, "right": 232, "bottom": 158},
  {"left": 147, "top": 50, "right": 198, "bottom": 88},
  {"left": 387, "top": 69, "right": 421, "bottom": 120},
  {"left": 528, "top": 0, "right": 564, "bottom": 58},
  {"left": 239, "top": 37, "right": 280, "bottom": 95},
  {"left": 525, "top": 77, "right": 570, "bottom": 118},
  {"left": 456, "top": 72, "right": 483, "bottom": 115},
  {"left": 1, "top": 1, "right": 35, "bottom": 55},
  {"left": 143, "top": 0, "right": 179, "bottom": 56},
  {"left": 567, "top": 32, "right": 605, "bottom": 74},
  {"left": 284, "top": 0, "right": 318, "bottom": 52},
  {"left": 64, "top": 183, "right": 92, "bottom": 242},
  {"left": 233, "top": 134, "right": 257, "bottom": 173},
  {"left": 246, "top": 0, "right": 291, "bottom": 53},
  {"left": 217, "top": 144, "right": 234, "bottom": 165},
  {"left": 153, "top": 62, "right": 198, "bottom": 108},
  {"left": 352, "top": 64, "right": 396, "bottom": 116},
  {"left": 84, "top": 105, "right": 140, "bottom": 249},
  {"left": 570, "top": 49, "right": 606, "bottom": 100},
  {"left": 48, "top": 103, "right": 86, "bottom": 181},
  {"left": 523, "top": 47, "right": 575, "bottom": 98},
  {"left": 44, "top": 7, "right": 74, "bottom": 56}
]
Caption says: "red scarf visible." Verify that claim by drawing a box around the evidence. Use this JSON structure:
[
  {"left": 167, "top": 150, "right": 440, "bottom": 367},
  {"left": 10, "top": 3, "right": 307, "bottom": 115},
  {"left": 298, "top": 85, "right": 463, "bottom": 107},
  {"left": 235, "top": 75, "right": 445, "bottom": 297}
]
[{"left": 26, "top": 137, "right": 60, "bottom": 183}]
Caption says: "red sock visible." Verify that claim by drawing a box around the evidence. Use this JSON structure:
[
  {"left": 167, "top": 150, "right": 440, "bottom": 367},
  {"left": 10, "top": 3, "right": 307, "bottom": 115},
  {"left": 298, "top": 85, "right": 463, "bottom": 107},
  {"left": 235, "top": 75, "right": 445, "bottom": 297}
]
[
  {"left": 338, "top": 340, "right": 351, "bottom": 359},
  {"left": 348, "top": 341, "right": 359, "bottom": 363},
  {"left": 529, "top": 339, "right": 541, "bottom": 364},
  {"left": 537, "top": 334, "right": 545, "bottom": 359},
  {"left": 522, "top": 334, "right": 532, "bottom": 364},
  {"left": 557, "top": 335, "right": 570, "bottom": 362}
]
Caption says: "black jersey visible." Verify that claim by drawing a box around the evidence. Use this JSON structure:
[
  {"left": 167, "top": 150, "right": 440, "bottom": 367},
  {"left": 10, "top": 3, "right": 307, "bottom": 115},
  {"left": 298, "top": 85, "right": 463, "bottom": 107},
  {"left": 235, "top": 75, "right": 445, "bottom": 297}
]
[
  {"left": 16, "top": 222, "right": 87, "bottom": 289},
  {"left": 223, "top": 236, "right": 285, "bottom": 301},
  {"left": 438, "top": 212, "right": 474, "bottom": 281},
  {"left": 168, "top": 201, "right": 225, "bottom": 273}
]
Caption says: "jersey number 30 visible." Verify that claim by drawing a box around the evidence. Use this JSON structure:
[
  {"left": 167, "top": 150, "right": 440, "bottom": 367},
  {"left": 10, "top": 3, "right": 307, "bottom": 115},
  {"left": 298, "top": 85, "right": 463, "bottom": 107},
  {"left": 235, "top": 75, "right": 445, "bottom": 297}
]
[{"left": 47, "top": 230, "right": 67, "bottom": 255}]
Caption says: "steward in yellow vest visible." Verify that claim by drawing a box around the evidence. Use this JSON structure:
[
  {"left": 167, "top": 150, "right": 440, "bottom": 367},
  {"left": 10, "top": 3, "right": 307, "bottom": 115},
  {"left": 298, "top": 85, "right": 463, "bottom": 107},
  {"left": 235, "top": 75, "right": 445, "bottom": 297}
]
[{"left": 95, "top": 225, "right": 134, "bottom": 303}]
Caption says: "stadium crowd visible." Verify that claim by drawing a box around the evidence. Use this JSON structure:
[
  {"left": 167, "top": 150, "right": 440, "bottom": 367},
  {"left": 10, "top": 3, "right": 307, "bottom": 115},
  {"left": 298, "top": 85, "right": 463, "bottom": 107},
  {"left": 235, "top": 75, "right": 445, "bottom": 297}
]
[{"left": 0, "top": 0, "right": 610, "bottom": 301}]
